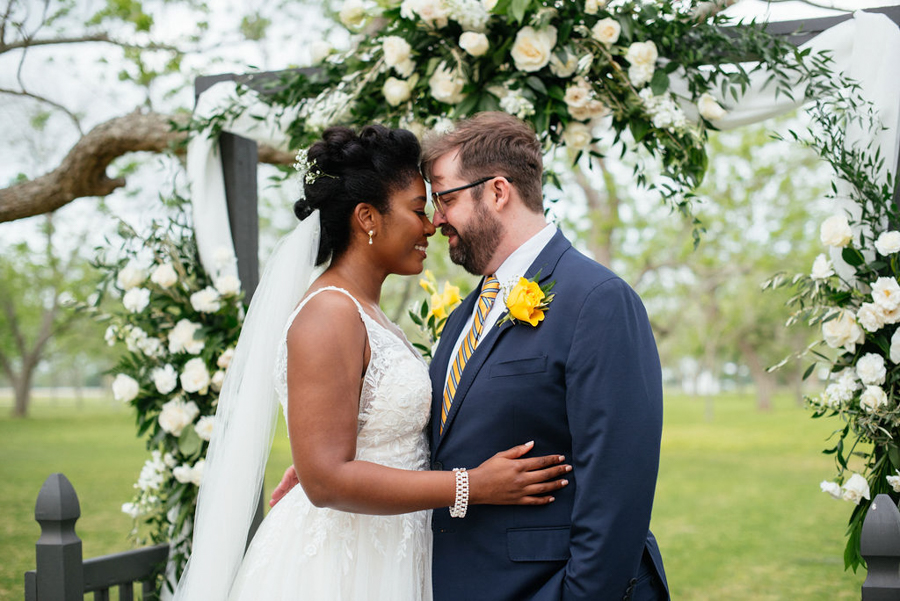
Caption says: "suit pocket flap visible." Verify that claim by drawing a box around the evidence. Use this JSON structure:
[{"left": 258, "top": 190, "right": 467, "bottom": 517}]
[
  {"left": 490, "top": 356, "right": 547, "bottom": 378},
  {"left": 507, "top": 526, "right": 570, "bottom": 562}
]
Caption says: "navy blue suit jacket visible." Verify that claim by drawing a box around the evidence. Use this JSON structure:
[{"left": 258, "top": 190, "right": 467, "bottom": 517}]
[{"left": 429, "top": 230, "right": 669, "bottom": 601}]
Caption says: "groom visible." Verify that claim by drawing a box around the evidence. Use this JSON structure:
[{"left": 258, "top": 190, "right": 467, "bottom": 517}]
[{"left": 420, "top": 112, "right": 668, "bottom": 601}]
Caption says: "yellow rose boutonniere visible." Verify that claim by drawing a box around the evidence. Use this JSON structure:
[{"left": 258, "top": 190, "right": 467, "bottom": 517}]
[{"left": 498, "top": 273, "right": 555, "bottom": 327}]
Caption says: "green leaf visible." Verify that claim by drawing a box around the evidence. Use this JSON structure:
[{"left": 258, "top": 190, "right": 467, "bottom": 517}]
[
  {"left": 841, "top": 247, "right": 865, "bottom": 267},
  {"left": 178, "top": 426, "right": 202, "bottom": 458},
  {"left": 511, "top": 0, "right": 531, "bottom": 24},
  {"left": 650, "top": 70, "right": 670, "bottom": 96},
  {"left": 525, "top": 76, "right": 547, "bottom": 95},
  {"left": 802, "top": 363, "right": 816, "bottom": 381}
]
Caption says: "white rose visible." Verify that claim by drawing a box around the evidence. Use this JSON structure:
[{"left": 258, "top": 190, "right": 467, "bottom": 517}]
[
  {"left": 810, "top": 253, "right": 834, "bottom": 280},
  {"left": 820, "top": 214, "right": 853, "bottom": 247},
  {"left": 584, "top": 0, "right": 606, "bottom": 14},
  {"left": 383, "top": 77, "right": 412, "bottom": 106},
  {"left": 163, "top": 452, "right": 177, "bottom": 468},
  {"left": 459, "top": 31, "right": 489, "bottom": 57},
  {"left": 822, "top": 309, "right": 864, "bottom": 352},
  {"left": 124, "top": 326, "right": 147, "bottom": 353},
  {"left": 888, "top": 471, "right": 900, "bottom": 493},
  {"left": 564, "top": 80, "right": 592, "bottom": 109},
  {"left": 401, "top": 0, "right": 449, "bottom": 28},
  {"left": 105, "top": 325, "right": 118, "bottom": 346},
  {"left": 697, "top": 92, "right": 727, "bottom": 121},
  {"left": 158, "top": 397, "right": 200, "bottom": 436},
  {"left": 625, "top": 41, "right": 658, "bottom": 86},
  {"left": 173, "top": 464, "right": 194, "bottom": 484},
  {"left": 841, "top": 473, "right": 871, "bottom": 505},
  {"left": 429, "top": 63, "right": 466, "bottom": 104},
  {"left": 820, "top": 480, "right": 842, "bottom": 499},
  {"left": 510, "top": 26, "right": 557, "bottom": 73},
  {"left": 860, "top": 385, "right": 889, "bottom": 413},
  {"left": 117, "top": 263, "right": 146, "bottom": 290},
  {"left": 190, "top": 459, "right": 206, "bottom": 485},
  {"left": 152, "top": 364, "right": 179, "bottom": 395},
  {"left": 394, "top": 58, "right": 416, "bottom": 78},
  {"left": 211, "top": 369, "right": 226, "bottom": 392},
  {"left": 150, "top": 263, "right": 178, "bottom": 289},
  {"left": 309, "top": 40, "right": 333, "bottom": 65},
  {"left": 123, "top": 287, "right": 151, "bottom": 313},
  {"left": 217, "top": 347, "right": 235, "bottom": 369},
  {"left": 569, "top": 99, "right": 609, "bottom": 122},
  {"left": 891, "top": 329, "right": 900, "bottom": 364},
  {"left": 212, "top": 247, "right": 236, "bottom": 272},
  {"left": 339, "top": 0, "right": 367, "bottom": 29},
  {"left": 190, "top": 287, "right": 222, "bottom": 313},
  {"left": 482, "top": 0, "right": 497, "bottom": 10},
  {"left": 872, "top": 277, "right": 900, "bottom": 311},
  {"left": 180, "top": 357, "right": 211, "bottom": 395},
  {"left": 112, "top": 374, "right": 139, "bottom": 403},
  {"left": 562, "top": 121, "right": 593, "bottom": 151},
  {"left": 195, "top": 415, "right": 215, "bottom": 441},
  {"left": 168, "top": 319, "right": 205, "bottom": 355},
  {"left": 382, "top": 36, "right": 413, "bottom": 68},
  {"left": 214, "top": 275, "right": 241, "bottom": 297},
  {"left": 876, "top": 231, "right": 900, "bottom": 255},
  {"left": 591, "top": 18, "right": 620, "bottom": 45},
  {"left": 549, "top": 50, "right": 578, "bottom": 78},
  {"left": 121, "top": 502, "right": 141, "bottom": 518},
  {"left": 857, "top": 302, "right": 886, "bottom": 333},
  {"left": 856, "top": 353, "right": 887, "bottom": 385}
]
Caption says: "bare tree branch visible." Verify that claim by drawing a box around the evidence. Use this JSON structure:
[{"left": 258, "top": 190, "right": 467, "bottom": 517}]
[
  {"left": 0, "top": 109, "right": 294, "bottom": 223},
  {"left": 0, "top": 33, "right": 182, "bottom": 55},
  {"left": 0, "top": 86, "right": 83, "bottom": 133}
]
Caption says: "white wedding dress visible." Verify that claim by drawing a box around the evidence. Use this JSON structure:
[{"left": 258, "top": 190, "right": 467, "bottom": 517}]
[{"left": 227, "top": 287, "right": 434, "bottom": 600}]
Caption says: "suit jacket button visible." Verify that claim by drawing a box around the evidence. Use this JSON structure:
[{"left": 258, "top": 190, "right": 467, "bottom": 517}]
[{"left": 629, "top": 578, "right": 638, "bottom": 586}]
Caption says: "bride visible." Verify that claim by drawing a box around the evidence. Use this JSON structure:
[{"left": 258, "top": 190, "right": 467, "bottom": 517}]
[{"left": 173, "top": 124, "right": 570, "bottom": 600}]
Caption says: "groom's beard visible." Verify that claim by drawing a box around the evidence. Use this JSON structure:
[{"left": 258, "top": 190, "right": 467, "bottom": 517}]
[{"left": 443, "top": 200, "right": 503, "bottom": 275}]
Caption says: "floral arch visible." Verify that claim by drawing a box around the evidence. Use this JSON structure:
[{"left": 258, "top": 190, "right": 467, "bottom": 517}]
[{"left": 102, "top": 0, "right": 900, "bottom": 588}]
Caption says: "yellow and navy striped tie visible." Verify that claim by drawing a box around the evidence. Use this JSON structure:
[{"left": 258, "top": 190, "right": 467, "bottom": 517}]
[{"left": 441, "top": 275, "right": 501, "bottom": 434}]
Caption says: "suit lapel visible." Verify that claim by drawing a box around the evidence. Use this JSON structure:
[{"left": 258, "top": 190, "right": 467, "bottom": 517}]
[{"left": 432, "top": 230, "right": 573, "bottom": 453}]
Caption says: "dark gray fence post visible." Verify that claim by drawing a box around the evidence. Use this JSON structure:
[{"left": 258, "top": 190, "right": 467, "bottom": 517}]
[
  {"left": 32, "top": 473, "right": 83, "bottom": 601},
  {"left": 861, "top": 493, "right": 900, "bottom": 600}
]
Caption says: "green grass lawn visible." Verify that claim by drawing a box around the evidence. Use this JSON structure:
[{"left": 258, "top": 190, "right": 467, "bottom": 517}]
[{"left": 0, "top": 392, "right": 865, "bottom": 600}]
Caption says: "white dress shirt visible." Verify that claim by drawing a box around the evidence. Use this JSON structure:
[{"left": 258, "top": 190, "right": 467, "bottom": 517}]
[{"left": 443, "top": 223, "right": 557, "bottom": 376}]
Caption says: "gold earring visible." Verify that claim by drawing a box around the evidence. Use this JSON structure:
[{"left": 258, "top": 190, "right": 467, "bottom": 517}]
[{"left": 368, "top": 230, "right": 374, "bottom": 245}]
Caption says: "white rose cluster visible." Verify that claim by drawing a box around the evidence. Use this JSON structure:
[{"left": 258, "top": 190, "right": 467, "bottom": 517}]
[
  {"left": 510, "top": 26, "right": 557, "bottom": 73},
  {"left": 137, "top": 450, "right": 169, "bottom": 491},
  {"left": 499, "top": 91, "right": 536, "bottom": 120},
  {"left": 859, "top": 385, "right": 888, "bottom": 413},
  {"left": 625, "top": 41, "right": 658, "bottom": 87},
  {"left": 214, "top": 275, "right": 241, "bottom": 297},
  {"left": 820, "top": 473, "right": 871, "bottom": 505},
  {"left": 173, "top": 459, "right": 206, "bottom": 487},
  {"left": 382, "top": 36, "right": 415, "bottom": 78},
  {"left": 564, "top": 78, "right": 608, "bottom": 123},
  {"left": 180, "top": 357, "right": 211, "bottom": 395},
  {"left": 584, "top": 0, "right": 606, "bottom": 14},
  {"left": 856, "top": 353, "right": 887, "bottom": 386},
  {"left": 854, "top": 278, "right": 900, "bottom": 334},
  {"left": 821, "top": 370, "right": 860, "bottom": 409},
  {"left": 168, "top": 319, "right": 204, "bottom": 354},
  {"left": 639, "top": 89, "right": 686, "bottom": 131},
  {"left": 158, "top": 397, "right": 200, "bottom": 436},
  {"left": 444, "top": 0, "right": 490, "bottom": 31}
]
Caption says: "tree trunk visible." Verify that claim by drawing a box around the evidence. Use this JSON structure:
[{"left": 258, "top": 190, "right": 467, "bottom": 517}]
[
  {"left": 12, "top": 371, "right": 32, "bottom": 418},
  {"left": 738, "top": 340, "right": 775, "bottom": 411}
]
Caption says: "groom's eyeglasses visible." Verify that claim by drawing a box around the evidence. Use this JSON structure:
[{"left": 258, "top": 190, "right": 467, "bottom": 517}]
[{"left": 430, "top": 176, "right": 512, "bottom": 216}]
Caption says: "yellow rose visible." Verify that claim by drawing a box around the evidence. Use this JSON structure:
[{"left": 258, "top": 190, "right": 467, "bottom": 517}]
[
  {"left": 505, "top": 277, "right": 546, "bottom": 326},
  {"left": 430, "top": 292, "right": 448, "bottom": 320},
  {"left": 428, "top": 282, "right": 461, "bottom": 322}
]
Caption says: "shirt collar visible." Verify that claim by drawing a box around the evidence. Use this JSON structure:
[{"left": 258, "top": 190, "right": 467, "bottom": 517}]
[{"left": 493, "top": 223, "right": 557, "bottom": 288}]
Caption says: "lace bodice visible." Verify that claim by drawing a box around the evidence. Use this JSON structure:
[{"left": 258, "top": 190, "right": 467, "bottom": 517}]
[{"left": 273, "top": 286, "right": 432, "bottom": 468}]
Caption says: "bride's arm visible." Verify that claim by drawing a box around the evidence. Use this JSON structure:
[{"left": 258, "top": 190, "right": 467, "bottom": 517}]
[{"left": 285, "top": 293, "right": 570, "bottom": 516}]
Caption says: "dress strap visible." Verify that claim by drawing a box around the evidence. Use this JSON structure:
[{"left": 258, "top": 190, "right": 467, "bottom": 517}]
[{"left": 282, "top": 286, "right": 369, "bottom": 337}]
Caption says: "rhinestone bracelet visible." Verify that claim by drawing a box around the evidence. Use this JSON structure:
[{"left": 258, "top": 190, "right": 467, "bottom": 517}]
[{"left": 449, "top": 468, "right": 469, "bottom": 518}]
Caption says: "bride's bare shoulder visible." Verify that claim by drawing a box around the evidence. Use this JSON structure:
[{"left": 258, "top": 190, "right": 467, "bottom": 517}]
[{"left": 286, "top": 287, "right": 366, "bottom": 352}]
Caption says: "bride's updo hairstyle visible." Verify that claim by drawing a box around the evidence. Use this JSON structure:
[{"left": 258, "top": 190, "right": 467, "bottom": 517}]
[{"left": 294, "top": 124, "right": 422, "bottom": 266}]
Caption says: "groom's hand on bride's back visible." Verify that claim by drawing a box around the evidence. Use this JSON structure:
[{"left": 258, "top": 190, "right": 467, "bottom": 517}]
[{"left": 270, "top": 465, "right": 300, "bottom": 507}]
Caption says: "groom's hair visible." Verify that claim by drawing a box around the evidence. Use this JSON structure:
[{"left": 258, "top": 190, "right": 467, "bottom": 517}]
[{"left": 421, "top": 112, "right": 543, "bottom": 213}]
